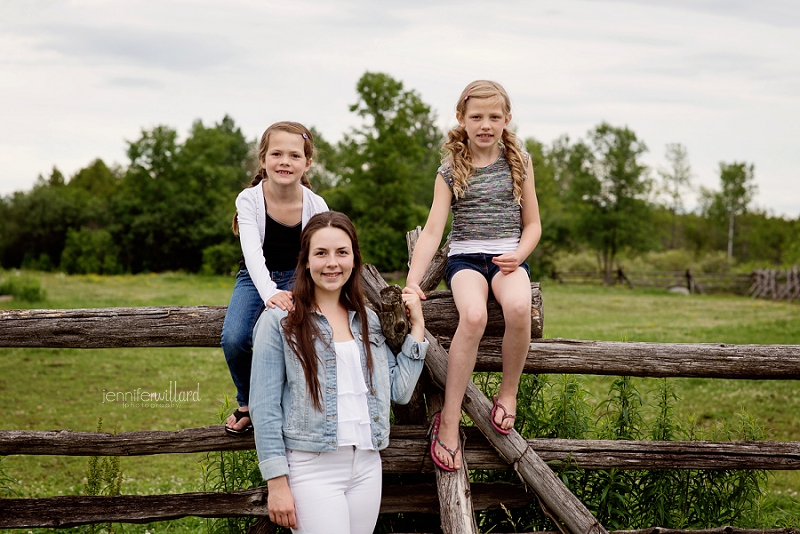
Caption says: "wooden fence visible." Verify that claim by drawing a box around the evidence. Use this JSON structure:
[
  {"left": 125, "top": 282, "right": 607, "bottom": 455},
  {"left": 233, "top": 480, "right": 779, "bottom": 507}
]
[
  {"left": 749, "top": 267, "right": 800, "bottom": 302},
  {"left": 553, "top": 269, "right": 753, "bottom": 295},
  {"left": 1, "top": 239, "right": 799, "bottom": 532}
]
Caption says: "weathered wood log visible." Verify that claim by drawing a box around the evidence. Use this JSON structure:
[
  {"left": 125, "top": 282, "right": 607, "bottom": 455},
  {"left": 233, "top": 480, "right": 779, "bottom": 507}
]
[
  {"left": 359, "top": 264, "right": 608, "bottom": 534},
  {"left": 246, "top": 517, "right": 278, "bottom": 534},
  {"left": 427, "top": 389, "right": 479, "bottom": 533},
  {"left": 0, "top": 483, "right": 534, "bottom": 529},
  {"left": 406, "top": 226, "right": 449, "bottom": 293},
  {"left": 615, "top": 529, "right": 800, "bottom": 534},
  {"left": 3, "top": 426, "right": 799, "bottom": 471},
  {"left": 471, "top": 338, "right": 800, "bottom": 379},
  {"left": 459, "top": 531, "right": 799, "bottom": 534},
  {"left": 0, "top": 487, "right": 270, "bottom": 528},
  {"left": 0, "top": 306, "right": 227, "bottom": 348},
  {"left": 423, "top": 287, "right": 543, "bottom": 339},
  {"left": 0, "top": 286, "right": 543, "bottom": 348}
]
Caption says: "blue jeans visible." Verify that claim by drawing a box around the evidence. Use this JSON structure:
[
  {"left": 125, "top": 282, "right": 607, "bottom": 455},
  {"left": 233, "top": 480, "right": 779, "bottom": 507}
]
[{"left": 221, "top": 268, "right": 295, "bottom": 407}]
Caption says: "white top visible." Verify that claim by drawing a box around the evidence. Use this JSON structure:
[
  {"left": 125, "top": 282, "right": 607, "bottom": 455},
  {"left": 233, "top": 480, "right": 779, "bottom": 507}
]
[
  {"left": 235, "top": 184, "right": 328, "bottom": 304},
  {"left": 448, "top": 237, "right": 520, "bottom": 256},
  {"left": 334, "top": 340, "right": 374, "bottom": 450}
]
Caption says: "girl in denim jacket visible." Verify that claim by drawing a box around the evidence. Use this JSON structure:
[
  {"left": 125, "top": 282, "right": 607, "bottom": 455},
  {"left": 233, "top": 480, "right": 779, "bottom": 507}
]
[
  {"left": 250, "top": 211, "right": 428, "bottom": 533},
  {"left": 221, "top": 121, "right": 328, "bottom": 435}
]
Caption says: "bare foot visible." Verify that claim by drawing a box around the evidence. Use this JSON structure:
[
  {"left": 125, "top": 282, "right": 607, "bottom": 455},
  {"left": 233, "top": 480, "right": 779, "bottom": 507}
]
[
  {"left": 434, "top": 417, "right": 463, "bottom": 470},
  {"left": 493, "top": 395, "right": 517, "bottom": 432}
]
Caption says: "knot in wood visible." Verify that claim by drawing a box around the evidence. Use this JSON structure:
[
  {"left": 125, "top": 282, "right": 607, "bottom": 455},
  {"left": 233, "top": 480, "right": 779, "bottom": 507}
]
[{"left": 378, "top": 285, "right": 408, "bottom": 353}]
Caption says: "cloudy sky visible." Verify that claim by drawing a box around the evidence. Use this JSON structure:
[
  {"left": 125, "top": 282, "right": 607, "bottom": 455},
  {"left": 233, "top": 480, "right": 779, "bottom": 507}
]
[{"left": 2, "top": 0, "right": 799, "bottom": 217}]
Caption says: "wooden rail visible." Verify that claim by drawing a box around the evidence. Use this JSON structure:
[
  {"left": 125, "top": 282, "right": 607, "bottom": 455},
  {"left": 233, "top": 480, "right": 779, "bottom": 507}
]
[
  {"left": 553, "top": 270, "right": 752, "bottom": 294},
  {"left": 3, "top": 309, "right": 799, "bottom": 380},
  {"left": 2, "top": 425, "right": 798, "bottom": 471},
  {"left": 0, "top": 483, "right": 534, "bottom": 529},
  {"left": 0, "top": 285, "right": 543, "bottom": 348}
]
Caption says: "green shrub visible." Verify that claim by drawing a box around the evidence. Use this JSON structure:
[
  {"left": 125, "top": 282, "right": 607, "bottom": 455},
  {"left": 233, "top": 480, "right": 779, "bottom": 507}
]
[
  {"left": 0, "top": 271, "right": 46, "bottom": 301},
  {"left": 201, "top": 242, "right": 241, "bottom": 276},
  {"left": 60, "top": 228, "right": 121, "bottom": 275},
  {"left": 642, "top": 249, "right": 694, "bottom": 271},
  {"left": 553, "top": 250, "right": 599, "bottom": 273},
  {"left": 696, "top": 250, "right": 732, "bottom": 273}
]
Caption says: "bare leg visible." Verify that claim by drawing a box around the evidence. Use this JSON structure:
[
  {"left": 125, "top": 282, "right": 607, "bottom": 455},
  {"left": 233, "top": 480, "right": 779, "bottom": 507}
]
[
  {"left": 490, "top": 268, "right": 532, "bottom": 431},
  {"left": 434, "top": 270, "right": 489, "bottom": 470}
]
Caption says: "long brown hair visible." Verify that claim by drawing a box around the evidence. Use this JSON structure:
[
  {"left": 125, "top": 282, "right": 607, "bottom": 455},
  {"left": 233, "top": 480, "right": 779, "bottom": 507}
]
[
  {"left": 443, "top": 80, "right": 527, "bottom": 205},
  {"left": 232, "top": 121, "right": 315, "bottom": 235},
  {"left": 281, "top": 211, "right": 374, "bottom": 411}
]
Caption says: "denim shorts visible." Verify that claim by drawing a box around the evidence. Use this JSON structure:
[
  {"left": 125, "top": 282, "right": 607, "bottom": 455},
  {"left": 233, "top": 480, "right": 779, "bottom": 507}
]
[{"left": 445, "top": 253, "right": 530, "bottom": 289}]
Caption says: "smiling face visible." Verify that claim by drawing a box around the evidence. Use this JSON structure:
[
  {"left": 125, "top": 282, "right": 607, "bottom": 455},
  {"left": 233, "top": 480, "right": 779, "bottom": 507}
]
[
  {"left": 261, "top": 130, "right": 312, "bottom": 187},
  {"left": 306, "top": 226, "right": 355, "bottom": 298},
  {"left": 457, "top": 97, "right": 511, "bottom": 153}
]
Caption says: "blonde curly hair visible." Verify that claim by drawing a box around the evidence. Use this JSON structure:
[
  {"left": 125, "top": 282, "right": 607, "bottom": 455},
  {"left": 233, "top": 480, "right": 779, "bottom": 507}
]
[{"left": 442, "top": 80, "right": 527, "bottom": 205}]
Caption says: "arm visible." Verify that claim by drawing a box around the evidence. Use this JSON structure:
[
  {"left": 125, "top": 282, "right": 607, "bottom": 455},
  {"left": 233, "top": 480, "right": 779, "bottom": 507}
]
[
  {"left": 250, "top": 308, "right": 297, "bottom": 528},
  {"left": 383, "top": 291, "right": 428, "bottom": 405},
  {"left": 250, "top": 308, "right": 290, "bottom": 480},
  {"left": 236, "top": 189, "right": 280, "bottom": 304},
  {"left": 406, "top": 174, "right": 452, "bottom": 299},
  {"left": 492, "top": 157, "right": 542, "bottom": 274}
]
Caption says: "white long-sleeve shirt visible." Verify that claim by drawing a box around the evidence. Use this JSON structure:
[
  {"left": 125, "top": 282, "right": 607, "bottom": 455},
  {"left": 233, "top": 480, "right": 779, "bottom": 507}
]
[{"left": 235, "top": 184, "right": 328, "bottom": 304}]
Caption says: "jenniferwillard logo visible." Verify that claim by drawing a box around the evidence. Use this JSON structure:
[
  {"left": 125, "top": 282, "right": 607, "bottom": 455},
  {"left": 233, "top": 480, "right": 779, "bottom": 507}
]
[{"left": 102, "top": 382, "right": 201, "bottom": 408}]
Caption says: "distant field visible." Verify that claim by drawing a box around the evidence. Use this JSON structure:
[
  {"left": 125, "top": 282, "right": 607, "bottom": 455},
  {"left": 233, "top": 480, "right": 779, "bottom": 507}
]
[{"left": 1, "top": 272, "right": 799, "bottom": 523}]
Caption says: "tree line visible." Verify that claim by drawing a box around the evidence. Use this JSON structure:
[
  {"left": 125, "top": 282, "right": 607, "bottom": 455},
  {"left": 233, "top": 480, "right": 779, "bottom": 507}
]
[{"left": 1, "top": 72, "right": 798, "bottom": 278}]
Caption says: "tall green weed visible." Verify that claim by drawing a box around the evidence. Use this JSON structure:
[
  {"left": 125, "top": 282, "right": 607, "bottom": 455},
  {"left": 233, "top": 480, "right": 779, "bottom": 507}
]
[{"left": 475, "top": 374, "right": 768, "bottom": 531}]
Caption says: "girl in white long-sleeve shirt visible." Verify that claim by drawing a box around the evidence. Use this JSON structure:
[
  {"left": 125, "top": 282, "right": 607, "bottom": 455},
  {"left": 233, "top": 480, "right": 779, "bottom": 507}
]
[{"left": 221, "top": 121, "right": 328, "bottom": 435}]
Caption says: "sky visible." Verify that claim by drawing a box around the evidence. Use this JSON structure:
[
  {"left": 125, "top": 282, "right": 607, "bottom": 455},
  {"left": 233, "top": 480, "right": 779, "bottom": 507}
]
[{"left": 1, "top": 0, "right": 799, "bottom": 217}]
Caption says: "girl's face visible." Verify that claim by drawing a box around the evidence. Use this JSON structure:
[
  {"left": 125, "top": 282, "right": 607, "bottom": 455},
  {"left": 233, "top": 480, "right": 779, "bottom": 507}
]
[
  {"left": 306, "top": 227, "right": 354, "bottom": 298},
  {"left": 458, "top": 98, "right": 511, "bottom": 152},
  {"left": 262, "top": 130, "right": 312, "bottom": 187}
]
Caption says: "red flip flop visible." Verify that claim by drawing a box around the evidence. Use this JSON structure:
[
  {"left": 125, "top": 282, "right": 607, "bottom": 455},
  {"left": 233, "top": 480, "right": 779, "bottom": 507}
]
[
  {"left": 490, "top": 396, "right": 515, "bottom": 435},
  {"left": 429, "top": 412, "right": 460, "bottom": 472}
]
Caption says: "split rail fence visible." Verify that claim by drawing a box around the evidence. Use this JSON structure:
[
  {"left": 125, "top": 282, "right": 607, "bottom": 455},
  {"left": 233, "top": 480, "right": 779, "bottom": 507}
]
[
  {"left": 553, "top": 266, "right": 800, "bottom": 301},
  {"left": 1, "top": 235, "right": 799, "bottom": 533},
  {"left": 552, "top": 269, "right": 752, "bottom": 294}
]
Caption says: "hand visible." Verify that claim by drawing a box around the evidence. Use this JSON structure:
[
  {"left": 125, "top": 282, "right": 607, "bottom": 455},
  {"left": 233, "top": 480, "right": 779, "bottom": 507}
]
[
  {"left": 401, "top": 287, "right": 425, "bottom": 340},
  {"left": 491, "top": 253, "right": 522, "bottom": 275},
  {"left": 266, "top": 290, "right": 294, "bottom": 311},
  {"left": 267, "top": 476, "right": 297, "bottom": 529},
  {"left": 404, "top": 282, "right": 426, "bottom": 300}
]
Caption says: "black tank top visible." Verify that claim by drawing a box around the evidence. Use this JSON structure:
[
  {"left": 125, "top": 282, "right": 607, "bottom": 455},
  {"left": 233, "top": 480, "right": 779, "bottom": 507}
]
[{"left": 263, "top": 213, "right": 302, "bottom": 272}]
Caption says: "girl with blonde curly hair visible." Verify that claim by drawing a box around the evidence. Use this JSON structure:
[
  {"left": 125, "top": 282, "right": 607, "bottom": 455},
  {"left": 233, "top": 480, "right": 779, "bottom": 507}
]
[{"left": 406, "top": 80, "right": 541, "bottom": 471}]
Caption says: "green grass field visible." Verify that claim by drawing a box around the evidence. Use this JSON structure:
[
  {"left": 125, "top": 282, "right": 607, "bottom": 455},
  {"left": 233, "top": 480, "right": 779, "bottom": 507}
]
[{"left": 1, "top": 272, "right": 799, "bottom": 528}]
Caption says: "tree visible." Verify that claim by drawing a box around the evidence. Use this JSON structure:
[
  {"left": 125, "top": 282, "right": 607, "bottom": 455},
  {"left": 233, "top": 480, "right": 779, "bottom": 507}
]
[
  {"left": 113, "top": 116, "right": 250, "bottom": 272},
  {"left": 566, "top": 123, "right": 653, "bottom": 283},
  {"left": 325, "top": 72, "right": 442, "bottom": 271},
  {"left": 657, "top": 143, "right": 693, "bottom": 248},
  {"left": 700, "top": 162, "right": 757, "bottom": 260},
  {"left": 0, "top": 167, "right": 92, "bottom": 270},
  {"left": 67, "top": 159, "right": 121, "bottom": 198},
  {"left": 524, "top": 136, "right": 581, "bottom": 277}
]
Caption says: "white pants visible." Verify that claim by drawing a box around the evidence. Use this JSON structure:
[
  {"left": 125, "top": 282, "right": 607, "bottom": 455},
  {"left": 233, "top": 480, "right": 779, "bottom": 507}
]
[{"left": 286, "top": 446, "right": 382, "bottom": 534}]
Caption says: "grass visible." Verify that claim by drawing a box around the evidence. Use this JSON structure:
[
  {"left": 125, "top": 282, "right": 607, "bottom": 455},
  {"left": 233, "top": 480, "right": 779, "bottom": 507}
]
[
  {"left": 1, "top": 272, "right": 799, "bottom": 529},
  {"left": 0, "top": 271, "right": 237, "bottom": 522},
  {"left": 539, "top": 281, "right": 800, "bottom": 521}
]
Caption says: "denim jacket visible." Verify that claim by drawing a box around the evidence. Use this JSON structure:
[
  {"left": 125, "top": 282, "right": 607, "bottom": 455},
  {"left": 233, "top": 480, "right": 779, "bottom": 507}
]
[{"left": 250, "top": 305, "right": 428, "bottom": 481}]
